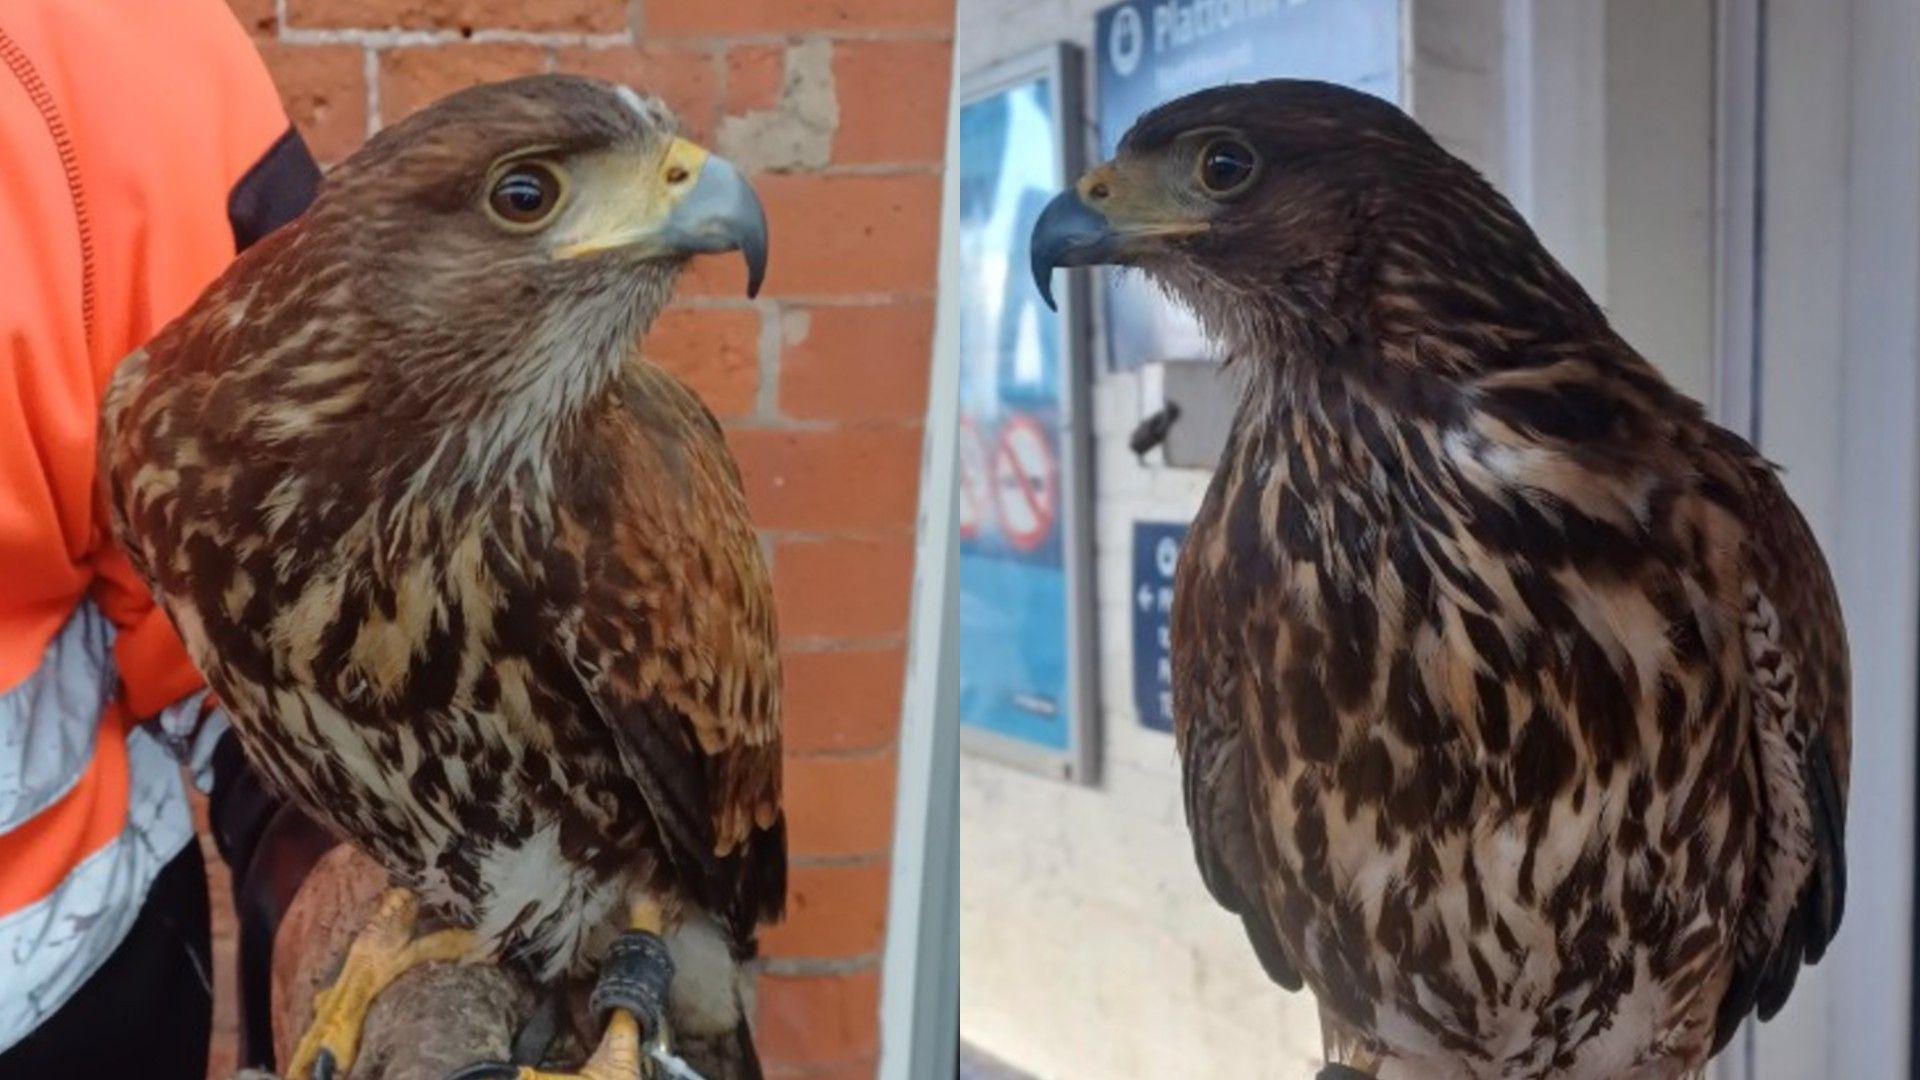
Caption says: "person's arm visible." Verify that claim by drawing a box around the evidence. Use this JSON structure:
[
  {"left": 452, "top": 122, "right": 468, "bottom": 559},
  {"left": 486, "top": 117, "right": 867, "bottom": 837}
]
[{"left": 55, "top": 0, "right": 320, "bottom": 782}]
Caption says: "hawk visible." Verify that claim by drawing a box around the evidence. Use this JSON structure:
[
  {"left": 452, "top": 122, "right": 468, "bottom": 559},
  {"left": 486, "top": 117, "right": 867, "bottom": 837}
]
[
  {"left": 1033, "top": 80, "right": 1847, "bottom": 1079},
  {"left": 102, "top": 76, "right": 782, "bottom": 1080}
]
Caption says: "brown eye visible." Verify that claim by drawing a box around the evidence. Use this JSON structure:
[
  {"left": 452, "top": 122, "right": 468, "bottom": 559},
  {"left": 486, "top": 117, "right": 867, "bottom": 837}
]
[
  {"left": 486, "top": 162, "right": 565, "bottom": 227},
  {"left": 1196, "top": 138, "right": 1258, "bottom": 197}
]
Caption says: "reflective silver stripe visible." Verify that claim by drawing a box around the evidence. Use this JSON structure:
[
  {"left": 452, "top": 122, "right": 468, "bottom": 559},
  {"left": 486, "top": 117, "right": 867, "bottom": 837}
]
[
  {"left": 156, "top": 696, "right": 230, "bottom": 794},
  {"left": 0, "top": 726, "right": 194, "bottom": 1052},
  {"left": 0, "top": 603, "right": 113, "bottom": 832}
]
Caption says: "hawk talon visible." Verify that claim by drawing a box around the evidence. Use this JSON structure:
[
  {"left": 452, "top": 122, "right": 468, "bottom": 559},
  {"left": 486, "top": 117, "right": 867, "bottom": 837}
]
[
  {"left": 510, "top": 988, "right": 568, "bottom": 1067},
  {"left": 454, "top": 909, "right": 684, "bottom": 1080},
  {"left": 287, "top": 888, "right": 480, "bottom": 1080},
  {"left": 588, "top": 930, "right": 675, "bottom": 1039},
  {"left": 463, "top": 1010, "right": 650, "bottom": 1080}
]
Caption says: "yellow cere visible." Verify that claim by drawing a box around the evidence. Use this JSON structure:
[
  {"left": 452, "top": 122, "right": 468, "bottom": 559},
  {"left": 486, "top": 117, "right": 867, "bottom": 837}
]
[{"left": 552, "top": 136, "right": 713, "bottom": 260}]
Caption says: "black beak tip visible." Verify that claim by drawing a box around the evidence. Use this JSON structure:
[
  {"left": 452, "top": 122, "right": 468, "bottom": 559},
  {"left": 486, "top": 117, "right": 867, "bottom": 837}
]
[
  {"left": 1033, "top": 252, "right": 1059, "bottom": 312},
  {"left": 742, "top": 229, "right": 768, "bottom": 299}
]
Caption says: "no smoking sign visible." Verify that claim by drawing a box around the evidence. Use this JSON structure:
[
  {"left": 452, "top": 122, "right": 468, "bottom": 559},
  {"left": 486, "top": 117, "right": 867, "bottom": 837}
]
[{"left": 990, "top": 413, "right": 1058, "bottom": 552}]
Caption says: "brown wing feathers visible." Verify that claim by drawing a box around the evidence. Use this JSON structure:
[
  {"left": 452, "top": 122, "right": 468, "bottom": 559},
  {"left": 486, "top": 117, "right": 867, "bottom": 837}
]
[
  {"left": 564, "top": 359, "right": 785, "bottom": 947},
  {"left": 1714, "top": 457, "right": 1849, "bottom": 1048}
]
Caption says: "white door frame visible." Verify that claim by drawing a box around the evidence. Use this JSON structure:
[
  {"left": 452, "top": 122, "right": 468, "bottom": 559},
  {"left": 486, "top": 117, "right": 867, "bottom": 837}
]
[
  {"left": 1739, "top": 0, "right": 1920, "bottom": 1075},
  {"left": 879, "top": 61, "right": 962, "bottom": 1080},
  {"left": 1709, "top": 4, "right": 1763, "bottom": 1074}
]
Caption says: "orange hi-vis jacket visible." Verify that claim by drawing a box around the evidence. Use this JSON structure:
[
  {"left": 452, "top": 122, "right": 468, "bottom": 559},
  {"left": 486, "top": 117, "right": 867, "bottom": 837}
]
[{"left": 0, "top": 0, "right": 316, "bottom": 1048}]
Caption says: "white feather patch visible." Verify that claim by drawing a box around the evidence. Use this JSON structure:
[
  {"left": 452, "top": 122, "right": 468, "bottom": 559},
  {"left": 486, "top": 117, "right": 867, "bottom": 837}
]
[{"left": 664, "top": 912, "right": 745, "bottom": 1036}]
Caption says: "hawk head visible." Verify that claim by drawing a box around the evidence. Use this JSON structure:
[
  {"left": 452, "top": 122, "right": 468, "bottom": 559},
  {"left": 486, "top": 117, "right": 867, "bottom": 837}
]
[
  {"left": 327, "top": 73, "right": 765, "bottom": 299},
  {"left": 1030, "top": 79, "right": 1600, "bottom": 366},
  {"left": 216, "top": 75, "right": 766, "bottom": 453}
]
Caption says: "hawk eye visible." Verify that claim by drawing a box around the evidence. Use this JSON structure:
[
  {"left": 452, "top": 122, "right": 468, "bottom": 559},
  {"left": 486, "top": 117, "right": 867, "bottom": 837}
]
[
  {"left": 1196, "top": 138, "right": 1259, "bottom": 197},
  {"left": 485, "top": 161, "right": 566, "bottom": 229}
]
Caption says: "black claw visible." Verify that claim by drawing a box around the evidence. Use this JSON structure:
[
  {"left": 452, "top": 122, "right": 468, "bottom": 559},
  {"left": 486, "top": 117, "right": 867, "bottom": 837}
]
[
  {"left": 590, "top": 929, "right": 675, "bottom": 1041},
  {"left": 445, "top": 1061, "right": 521, "bottom": 1080},
  {"left": 1316, "top": 1066, "right": 1376, "bottom": 1080},
  {"left": 509, "top": 988, "right": 566, "bottom": 1067},
  {"left": 312, "top": 1047, "right": 338, "bottom": 1080}
]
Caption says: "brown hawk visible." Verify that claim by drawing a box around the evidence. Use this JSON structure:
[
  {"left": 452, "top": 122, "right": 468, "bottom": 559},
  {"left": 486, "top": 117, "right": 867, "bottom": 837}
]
[
  {"left": 101, "top": 76, "right": 782, "bottom": 1080},
  {"left": 1033, "top": 80, "right": 1848, "bottom": 1079}
]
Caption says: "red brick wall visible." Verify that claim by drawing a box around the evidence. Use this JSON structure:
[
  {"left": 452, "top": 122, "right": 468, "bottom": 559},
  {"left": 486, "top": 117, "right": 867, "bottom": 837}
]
[{"left": 208, "top": 3, "right": 952, "bottom": 1077}]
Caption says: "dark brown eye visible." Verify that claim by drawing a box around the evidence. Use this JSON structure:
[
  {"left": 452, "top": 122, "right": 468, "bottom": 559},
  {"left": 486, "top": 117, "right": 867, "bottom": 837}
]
[
  {"left": 1196, "top": 138, "right": 1258, "bottom": 197},
  {"left": 487, "top": 162, "right": 565, "bottom": 227}
]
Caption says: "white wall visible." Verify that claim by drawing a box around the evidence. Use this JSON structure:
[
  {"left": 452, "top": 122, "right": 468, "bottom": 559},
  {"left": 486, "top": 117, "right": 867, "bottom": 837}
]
[
  {"left": 1602, "top": 0, "right": 1715, "bottom": 400},
  {"left": 1747, "top": 1, "right": 1920, "bottom": 1075},
  {"left": 1500, "top": 0, "right": 1717, "bottom": 400}
]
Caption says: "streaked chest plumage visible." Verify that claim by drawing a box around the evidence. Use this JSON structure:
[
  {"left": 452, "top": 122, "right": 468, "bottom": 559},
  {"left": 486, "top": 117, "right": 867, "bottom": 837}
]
[
  {"left": 111, "top": 375, "right": 661, "bottom": 975},
  {"left": 1174, "top": 375, "right": 1763, "bottom": 1077}
]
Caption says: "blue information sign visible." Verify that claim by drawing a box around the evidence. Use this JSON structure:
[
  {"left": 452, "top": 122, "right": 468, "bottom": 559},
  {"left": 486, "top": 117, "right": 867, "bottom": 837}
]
[
  {"left": 955, "top": 48, "right": 1093, "bottom": 774},
  {"left": 1132, "top": 521, "right": 1187, "bottom": 732},
  {"left": 1093, "top": 0, "right": 1402, "bottom": 369}
]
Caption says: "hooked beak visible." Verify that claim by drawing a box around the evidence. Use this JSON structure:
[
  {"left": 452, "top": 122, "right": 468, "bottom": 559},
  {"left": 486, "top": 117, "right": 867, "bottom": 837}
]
[
  {"left": 557, "top": 138, "right": 769, "bottom": 298},
  {"left": 1029, "top": 190, "right": 1119, "bottom": 311},
  {"left": 657, "top": 151, "right": 769, "bottom": 298}
]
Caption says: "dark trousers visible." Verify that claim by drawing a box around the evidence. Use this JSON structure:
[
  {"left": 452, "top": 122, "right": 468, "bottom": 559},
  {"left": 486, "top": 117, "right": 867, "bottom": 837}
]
[
  {"left": 208, "top": 733, "right": 336, "bottom": 1072},
  {"left": 0, "top": 841, "right": 213, "bottom": 1080},
  {"left": 0, "top": 733, "right": 329, "bottom": 1079}
]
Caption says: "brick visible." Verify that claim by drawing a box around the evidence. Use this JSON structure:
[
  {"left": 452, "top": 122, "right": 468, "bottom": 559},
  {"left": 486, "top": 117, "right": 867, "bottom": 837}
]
[
  {"left": 225, "top": 0, "right": 278, "bottom": 37},
  {"left": 680, "top": 253, "right": 768, "bottom": 301},
  {"left": 831, "top": 40, "right": 951, "bottom": 164},
  {"left": 378, "top": 44, "right": 546, "bottom": 125},
  {"left": 646, "top": 0, "right": 950, "bottom": 36},
  {"left": 555, "top": 44, "right": 721, "bottom": 142},
  {"left": 781, "top": 646, "right": 905, "bottom": 753},
  {"left": 783, "top": 752, "right": 896, "bottom": 857},
  {"left": 724, "top": 45, "right": 786, "bottom": 116},
  {"left": 641, "top": 307, "right": 761, "bottom": 419},
  {"left": 289, "top": 0, "right": 625, "bottom": 32},
  {"left": 716, "top": 40, "right": 836, "bottom": 173},
  {"left": 781, "top": 303, "right": 932, "bottom": 421},
  {"left": 756, "top": 968, "right": 882, "bottom": 1068},
  {"left": 774, "top": 535, "right": 913, "bottom": 640},
  {"left": 738, "top": 175, "right": 941, "bottom": 297},
  {"left": 764, "top": 1059, "right": 877, "bottom": 1080},
  {"left": 727, "top": 426, "right": 922, "bottom": 531},
  {"left": 761, "top": 861, "right": 890, "bottom": 958},
  {"left": 255, "top": 43, "right": 369, "bottom": 164}
]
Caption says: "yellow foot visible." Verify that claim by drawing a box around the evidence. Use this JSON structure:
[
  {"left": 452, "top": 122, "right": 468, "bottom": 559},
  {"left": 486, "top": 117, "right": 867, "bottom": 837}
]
[
  {"left": 450, "top": 900, "right": 685, "bottom": 1080},
  {"left": 505, "top": 1010, "right": 646, "bottom": 1080},
  {"left": 287, "top": 887, "right": 479, "bottom": 1080}
]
